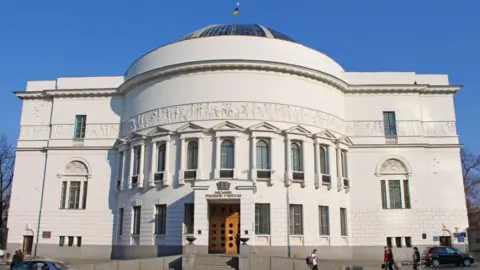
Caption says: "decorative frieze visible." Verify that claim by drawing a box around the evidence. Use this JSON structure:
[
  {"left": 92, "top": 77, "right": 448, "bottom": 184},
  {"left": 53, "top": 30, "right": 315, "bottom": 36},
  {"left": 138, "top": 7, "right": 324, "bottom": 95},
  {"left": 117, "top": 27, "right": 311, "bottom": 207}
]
[
  {"left": 123, "top": 102, "right": 345, "bottom": 135},
  {"left": 345, "top": 121, "right": 455, "bottom": 137},
  {"left": 19, "top": 125, "right": 50, "bottom": 140},
  {"left": 422, "top": 121, "right": 457, "bottom": 137}
]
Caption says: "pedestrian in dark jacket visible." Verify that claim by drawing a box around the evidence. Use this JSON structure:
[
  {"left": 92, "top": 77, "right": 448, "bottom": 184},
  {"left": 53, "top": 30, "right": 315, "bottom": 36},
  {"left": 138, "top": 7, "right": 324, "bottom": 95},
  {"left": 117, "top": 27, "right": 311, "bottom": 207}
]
[
  {"left": 387, "top": 248, "right": 396, "bottom": 270},
  {"left": 412, "top": 247, "right": 421, "bottom": 270},
  {"left": 10, "top": 250, "right": 23, "bottom": 268}
]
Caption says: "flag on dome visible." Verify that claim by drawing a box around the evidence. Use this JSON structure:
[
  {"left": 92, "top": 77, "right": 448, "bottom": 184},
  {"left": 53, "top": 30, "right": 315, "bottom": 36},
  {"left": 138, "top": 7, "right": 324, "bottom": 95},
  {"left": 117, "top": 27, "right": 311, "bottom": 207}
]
[{"left": 232, "top": 2, "right": 239, "bottom": 15}]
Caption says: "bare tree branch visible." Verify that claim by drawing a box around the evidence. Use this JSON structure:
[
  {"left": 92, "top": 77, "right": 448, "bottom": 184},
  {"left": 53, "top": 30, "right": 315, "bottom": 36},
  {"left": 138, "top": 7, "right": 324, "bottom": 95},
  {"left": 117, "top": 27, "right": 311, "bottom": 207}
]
[
  {"left": 0, "top": 134, "right": 14, "bottom": 229},
  {"left": 461, "top": 148, "right": 480, "bottom": 212}
]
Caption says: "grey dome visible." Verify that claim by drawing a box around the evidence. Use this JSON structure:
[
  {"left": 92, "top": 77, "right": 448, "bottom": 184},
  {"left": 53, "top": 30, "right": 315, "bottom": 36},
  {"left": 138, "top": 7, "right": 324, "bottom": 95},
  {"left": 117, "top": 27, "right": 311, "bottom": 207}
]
[{"left": 176, "top": 24, "right": 296, "bottom": 43}]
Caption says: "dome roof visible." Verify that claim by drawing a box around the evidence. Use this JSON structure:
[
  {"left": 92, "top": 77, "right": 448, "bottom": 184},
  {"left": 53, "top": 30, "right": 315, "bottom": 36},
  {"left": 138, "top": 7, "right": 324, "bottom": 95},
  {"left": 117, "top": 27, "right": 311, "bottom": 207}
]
[{"left": 176, "top": 24, "right": 296, "bottom": 43}]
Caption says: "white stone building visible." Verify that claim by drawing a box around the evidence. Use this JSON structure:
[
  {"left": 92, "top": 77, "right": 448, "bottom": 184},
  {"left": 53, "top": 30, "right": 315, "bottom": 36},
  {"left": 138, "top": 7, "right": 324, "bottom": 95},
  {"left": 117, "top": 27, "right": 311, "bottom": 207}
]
[{"left": 7, "top": 24, "right": 468, "bottom": 261}]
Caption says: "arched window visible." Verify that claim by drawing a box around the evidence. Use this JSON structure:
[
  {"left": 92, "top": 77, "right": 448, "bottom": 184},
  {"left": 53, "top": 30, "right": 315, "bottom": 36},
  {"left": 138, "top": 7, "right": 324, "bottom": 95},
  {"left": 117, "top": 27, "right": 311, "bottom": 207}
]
[
  {"left": 291, "top": 142, "right": 302, "bottom": 172},
  {"left": 157, "top": 144, "right": 166, "bottom": 172},
  {"left": 187, "top": 141, "right": 198, "bottom": 170},
  {"left": 256, "top": 140, "right": 270, "bottom": 170},
  {"left": 341, "top": 150, "right": 348, "bottom": 178},
  {"left": 319, "top": 145, "right": 329, "bottom": 175},
  {"left": 60, "top": 160, "right": 89, "bottom": 210},
  {"left": 220, "top": 140, "right": 234, "bottom": 169}
]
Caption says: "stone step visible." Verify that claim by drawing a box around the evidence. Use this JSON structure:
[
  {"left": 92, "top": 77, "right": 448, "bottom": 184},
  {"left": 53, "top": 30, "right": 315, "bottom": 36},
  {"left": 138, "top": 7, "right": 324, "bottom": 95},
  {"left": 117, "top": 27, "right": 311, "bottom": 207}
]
[
  {"left": 194, "top": 256, "right": 238, "bottom": 267},
  {"left": 194, "top": 266, "right": 235, "bottom": 270}
]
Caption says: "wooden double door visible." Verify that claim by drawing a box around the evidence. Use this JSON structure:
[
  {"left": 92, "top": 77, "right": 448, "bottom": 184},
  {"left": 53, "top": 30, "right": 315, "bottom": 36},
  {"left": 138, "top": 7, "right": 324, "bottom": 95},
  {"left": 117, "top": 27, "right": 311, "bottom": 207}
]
[{"left": 209, "top": 204, "right": 240, "bottom": 254}]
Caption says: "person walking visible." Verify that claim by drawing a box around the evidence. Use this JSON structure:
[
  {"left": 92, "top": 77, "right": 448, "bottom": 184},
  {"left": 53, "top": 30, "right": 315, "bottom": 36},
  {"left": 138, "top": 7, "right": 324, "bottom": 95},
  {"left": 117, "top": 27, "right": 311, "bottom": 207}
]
[
  {"left": 10, "top": 250, "right": 23, "bottom": 268},
  {"left": 387, "top": 248, "right": 396, "bottom": 270},
  {"left": 412, "top": 247, "right": 421, "bottom": 270},
  {"left": 305, "top": 249, "right": 318, "bottom": 269}
]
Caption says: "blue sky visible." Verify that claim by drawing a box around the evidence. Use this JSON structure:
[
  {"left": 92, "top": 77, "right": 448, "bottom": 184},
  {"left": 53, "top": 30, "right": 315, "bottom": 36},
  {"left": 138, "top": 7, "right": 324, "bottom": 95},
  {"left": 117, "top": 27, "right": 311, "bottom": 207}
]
[{"left": 0, "top": 0, "right": 478, "bottom": 151}]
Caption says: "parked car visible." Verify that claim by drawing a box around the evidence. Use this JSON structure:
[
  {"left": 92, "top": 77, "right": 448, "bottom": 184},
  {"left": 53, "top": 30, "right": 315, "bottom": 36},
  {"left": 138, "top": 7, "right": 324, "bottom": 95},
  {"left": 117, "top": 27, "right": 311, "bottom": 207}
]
[
  {"left": 10, "top": 259, "right": 72, "bottom": 270},
  {"left": 422, "top": 246, "right": 474, "bottom": 267}
]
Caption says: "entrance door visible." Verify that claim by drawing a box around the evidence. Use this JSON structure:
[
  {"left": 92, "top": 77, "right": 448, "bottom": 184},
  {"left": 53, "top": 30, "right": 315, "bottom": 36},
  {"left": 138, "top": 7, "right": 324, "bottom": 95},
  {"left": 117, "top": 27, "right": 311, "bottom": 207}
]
[
  {"left": 439, "top": 236, "right": 452, "bottom": 247},
  {"left": 209, "top": 204, "right": 240, "bottom": 254},
  {"left": 22, "top": 236, "right": 33, "bottom": 255}
]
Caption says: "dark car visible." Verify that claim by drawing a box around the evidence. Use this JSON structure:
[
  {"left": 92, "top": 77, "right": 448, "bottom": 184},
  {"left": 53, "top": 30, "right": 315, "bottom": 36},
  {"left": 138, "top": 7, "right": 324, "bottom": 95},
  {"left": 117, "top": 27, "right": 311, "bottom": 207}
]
[
  {"left": 422, "top": 246, "right": 474, "bottom": 267},
  {"left": 10, "top": 259, "right": 72, "bottom": 270}
]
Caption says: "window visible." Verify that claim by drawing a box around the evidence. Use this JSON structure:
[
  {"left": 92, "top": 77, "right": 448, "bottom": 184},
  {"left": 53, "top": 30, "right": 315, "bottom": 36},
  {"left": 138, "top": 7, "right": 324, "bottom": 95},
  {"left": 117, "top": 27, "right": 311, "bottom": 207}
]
[
  {"left": 157, "top": 144, "right": 166, "bottom": 172},
  {"left": 340, "top": 207, "right": 348, "bottom": 236},
  {"left": 319, "top": 145, "right": 329, "bottom": 175},
  {"left": 341, "top": 150, "right": 348, "bottom": 179},
  {"left": 383, "top": 111, "right": 397, "bottom": 136},
  {"left": 155, "top": 204, "right": 167, "bottom": 235},
  {"left": 60, "top": 181, "right": 67, "bottom": 209},
  {"left": 395, "top": 237, "right": 402, "bottom": 247},
  {"left": 386, "top": 237, "right": 392, "bottom": 248},
  {"left": 77, "top": 236, "right": 82, "bottom": 247},
  {"left": 319, "top": 206, "right": 330, "bottom": 235},
  {"left": 117, "top": 152, "right": 124, "bottom": 188},
  {"left": 74, "top": 115, "right": 87, "bottom": 139},
  {"left": 220, "top": 139, "right": 234, "bottom": 169},
  {"left": 388, "top": 180, "right": 402, "bottom": 209},
  {"left": 133, "top": 146, "right": 141, "bottom": 176},
  {"left": 68, "top": 236, "right": 74, "bottom": 247},
  {"left": 187, "top": 141, "right": 198, "bottom": 170},
  {"left": 403, "top": 180, "right": 411, "bottom": 209},
  {"left": 184, "top": 204, "right": 194, "bottom": 234},
  {"left": 291, "top": 142, "right": 302, "bottom": 172},
  {"left": 133, "top": 206, "right": 141, "bottom": 235},
  {"left": 289, "top": 204, "right": 303, "bottom": 235},
  {"left": 59, "top": 236, "right": 65, "bottom": 247},
  {"left": 118, "top": 208, "right": 124, "bottom": 235},
  {"left": 68, "top": 181, "right": 81, "bottom": 209},
  {"left": 405, "top": 236, "right": 412, "bottom": 247},
  {"left": 256, "top": 140, "right": 270, "bottom": 169},
  {"left": 381, "top": 180, "right": 388, "bottom": 209},
  {"left": 255, "top": 204, "right": 270, "bottom": 235},
  {"left": 82, "top": 181, "right": 88, "bottom": 209}
]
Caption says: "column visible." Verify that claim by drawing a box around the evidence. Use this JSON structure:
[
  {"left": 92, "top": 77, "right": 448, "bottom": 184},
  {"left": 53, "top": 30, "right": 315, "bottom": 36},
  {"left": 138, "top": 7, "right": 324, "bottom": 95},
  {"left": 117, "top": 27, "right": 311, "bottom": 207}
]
[
  {"left": 251, "top": 136, "right": 256, "bottom": 181},
  {"left": 116, "top": 151, "right": 122, "bottom": 192},
  {"left": 314, "top": 140, "right": 320, "bottom": 188},
  {"left": 197, "top": 137, "right": 203, "bottom": 180},
  {"left": 149, "top": 141, "right": 157, "bottom": 187},
  {"left": 385, "top": 180, "right": 390, "bottom": 209},
  {"left": 269, "top": 137, "right": 275, "bottom": 185},
  {"left": 128, "top": 147, "right": 134, "bottom": 189},
  {"left": 215, "top": 136, "right": 221, "bottom": 178},
  {"left": 121, "top": 150, "right": 128, "bottom": 191},
  {"left": 285, "top": 137, "right": 292, "bottom": 185},
  {"left": 79, "top": 180, "right": 86, "bottom": 209},
  {"left": 301, "top": 140, "right": 307, "bottom": 187},
  {"left": 336, "top": 141, "right": 342, "bottom": 190},
  {"left": 138, "top": 143, "right": 145, "bottom": 188},
  {"left": 179, "top": 138, "right": 186, "bottom": 185},
  {"left": 233, "top": 136, "right": 239, "bottom": 179},
  {"left": 164, "top": 140, "right": 171, "bottom": 186}
]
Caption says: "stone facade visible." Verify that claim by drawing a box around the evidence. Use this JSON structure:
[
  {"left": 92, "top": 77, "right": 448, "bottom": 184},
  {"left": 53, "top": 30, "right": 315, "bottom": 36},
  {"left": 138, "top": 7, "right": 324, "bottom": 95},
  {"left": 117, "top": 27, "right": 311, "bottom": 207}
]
[{"left": 7, "top": 24, "right": 467, "bottom": 261}]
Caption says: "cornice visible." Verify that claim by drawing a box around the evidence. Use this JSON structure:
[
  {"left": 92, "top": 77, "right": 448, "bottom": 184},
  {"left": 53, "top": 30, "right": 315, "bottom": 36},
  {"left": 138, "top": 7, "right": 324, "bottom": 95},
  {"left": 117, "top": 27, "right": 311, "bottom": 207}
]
[
  {"left": 16, "top": 146, "right": 115, "bottom": 151},
  {"left": 350, "top": 143, "right": 461, "bottom": 149},
  {"left": 13, "top": 60, "right": 462, "bottom": 100},
  {"left": 14, "top": 88, "right": 120, "bottom": 100}
]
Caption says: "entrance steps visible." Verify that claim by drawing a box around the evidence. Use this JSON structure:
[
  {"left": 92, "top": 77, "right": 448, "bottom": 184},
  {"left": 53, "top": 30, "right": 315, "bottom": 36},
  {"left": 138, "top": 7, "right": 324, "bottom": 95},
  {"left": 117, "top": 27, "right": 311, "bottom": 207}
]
[{"left": 193, "top": 255, "right": 238, "bottom": 270}]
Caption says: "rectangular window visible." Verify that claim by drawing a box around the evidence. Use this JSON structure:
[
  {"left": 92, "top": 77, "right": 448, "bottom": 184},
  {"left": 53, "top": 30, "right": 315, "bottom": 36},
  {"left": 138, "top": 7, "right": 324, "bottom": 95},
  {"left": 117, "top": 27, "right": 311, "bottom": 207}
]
[
  {"left": 133, "top": 206, "right": 141, "bottom": 235},
  {"left": 68, "top": 181, "right": 81, "bottom": 209},
  {"left": 74, "top": 115, "right": 87, "bottom": 139},
  {"left": 60, "top": 181, "right": 67, "bottom": 209},
  {"left": 255, "top": 204, "right": 271, "bottom": 235},
  {"left": 319, "top": 205, "right": 330, "bottom": 235},
  {"left": 395, "top": 236, "right": 402, "bottom": 247},
  {"left": 76, "top": 236, "right": 82, "bottom": 247},
  {"left": 256, "top": 139, "right": 270, "bottom": 170},
  {"left": 68, "top": 236, "right": 74, "bottom": 247},
  {"left": 386, "top": 237, "right": 392, "bottom": 248},
  {"left": 118, "top": 208, "right": 124, "bottom": 235},
  {"left": 289, "top": 204, "right": 303, "bottom": 235},
  {"left": 405, "top": 236, "right": 412, "bottom": 248},
  {"left": 383, "top": 111, "right": 397, "bottom": 136},
  {"left": 155, "top": 204, "right": 167, "bottom": 235},
  {"left": 133, "top": 147, "right": 141, "bottom": 175},
  {"left": 82, "top": 181, "right": 88, "bottom": 209},
  {"left": 341, "top": 150, "right": 348, "bottom": 179},
  {"left": 340, "top": 207, "right": 348, "bottom": 236},
  {"left": 59, "top": 236, "right": 65, "bottom": 247},
  {"left": 388, "top": 180, "right": 402, "bottom": 209},
  {"left": 381, "top": 180, "right": 387, "bottom": 209},
  {"left": 403, "top": 180, "right": 411, "bottom": 209},
  {"left": 184, "top": 203, "right": 194, "bottom": 234}
]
